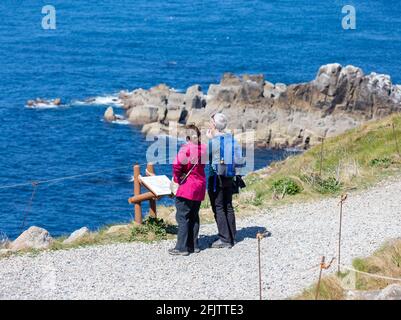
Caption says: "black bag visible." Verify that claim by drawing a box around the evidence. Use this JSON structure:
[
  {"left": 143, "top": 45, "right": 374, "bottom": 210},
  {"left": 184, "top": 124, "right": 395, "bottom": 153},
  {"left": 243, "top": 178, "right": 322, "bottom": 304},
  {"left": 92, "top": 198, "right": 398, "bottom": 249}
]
[{"left": 232, "top": 175, "right": 246, "bottom": 194}]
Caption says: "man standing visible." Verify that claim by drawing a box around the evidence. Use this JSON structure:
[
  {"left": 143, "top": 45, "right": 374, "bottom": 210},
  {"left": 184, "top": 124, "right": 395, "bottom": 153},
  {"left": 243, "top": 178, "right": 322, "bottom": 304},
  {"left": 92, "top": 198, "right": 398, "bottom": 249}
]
[{"left": 207, "top": 113, "right": 243, "bottom": 248}]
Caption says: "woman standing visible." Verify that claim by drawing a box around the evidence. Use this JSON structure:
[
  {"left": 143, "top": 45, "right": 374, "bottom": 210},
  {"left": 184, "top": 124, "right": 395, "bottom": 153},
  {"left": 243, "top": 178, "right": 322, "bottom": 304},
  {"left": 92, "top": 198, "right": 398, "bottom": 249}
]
[{"left": 169, "top": 125, "right": 207, "bottom": 256}]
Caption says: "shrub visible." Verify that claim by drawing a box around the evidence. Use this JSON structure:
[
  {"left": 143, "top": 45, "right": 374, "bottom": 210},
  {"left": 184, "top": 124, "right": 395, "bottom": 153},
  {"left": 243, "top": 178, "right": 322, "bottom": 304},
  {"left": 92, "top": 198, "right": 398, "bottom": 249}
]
[
  {"left": 271, "top": 178, "right": 301, "bottom": 196},
  {"left": 301, "top": 174, "right": 342, "bottom": 194},
  {"left": 369, "top": 157, "right": 391, "bottom": 168},
  {"left": 252, "top": 195, "right": 264, "bottom": 206},
  {"left": 314, "top": 176, "right": 342, "bottom": 194},
  {"left": 131, "top": 217, "right": 168, "bottom": 241}
]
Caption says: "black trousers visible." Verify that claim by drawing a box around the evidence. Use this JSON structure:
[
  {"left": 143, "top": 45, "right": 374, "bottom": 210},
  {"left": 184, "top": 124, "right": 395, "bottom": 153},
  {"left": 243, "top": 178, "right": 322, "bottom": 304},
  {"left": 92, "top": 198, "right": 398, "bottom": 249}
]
[
  {"left": 208, "top": 176, "right": 237, "bottom": 244},
  {"left": 174, "top": 197, "right": 201, "bottom": 252}
]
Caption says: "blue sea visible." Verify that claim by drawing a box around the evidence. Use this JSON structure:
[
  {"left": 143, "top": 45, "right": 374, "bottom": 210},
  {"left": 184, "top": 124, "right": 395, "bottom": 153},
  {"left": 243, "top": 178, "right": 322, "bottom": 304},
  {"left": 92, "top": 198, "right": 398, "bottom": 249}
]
[{"left": 1, "top": 0, "right": 400, "bottom": 239}]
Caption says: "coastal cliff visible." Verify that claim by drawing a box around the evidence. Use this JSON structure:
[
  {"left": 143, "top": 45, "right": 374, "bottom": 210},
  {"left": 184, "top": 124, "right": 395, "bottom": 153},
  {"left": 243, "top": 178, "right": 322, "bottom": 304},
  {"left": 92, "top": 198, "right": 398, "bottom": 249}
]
[{"left": 116, "top": 63, "right": 401, "bottom": 148}]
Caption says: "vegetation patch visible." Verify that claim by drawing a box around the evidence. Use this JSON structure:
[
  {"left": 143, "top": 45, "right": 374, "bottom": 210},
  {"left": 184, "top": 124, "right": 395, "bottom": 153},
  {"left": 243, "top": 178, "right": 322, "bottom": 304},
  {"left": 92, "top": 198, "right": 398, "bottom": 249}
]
[
  {"left": 131, "top": 217, "right": 173, "bottom": 242},
  {"left": 296, "top": 275, "right": 345, "bottom": 300},
  {"left": 271, "top": 178, "right": 301, "bottom": 196},
  {"left": 369, "top": 157, "right": 392, "bottom": 168},
  {"left": 301, "top": 174, "right": 342, "bottom": 194}
]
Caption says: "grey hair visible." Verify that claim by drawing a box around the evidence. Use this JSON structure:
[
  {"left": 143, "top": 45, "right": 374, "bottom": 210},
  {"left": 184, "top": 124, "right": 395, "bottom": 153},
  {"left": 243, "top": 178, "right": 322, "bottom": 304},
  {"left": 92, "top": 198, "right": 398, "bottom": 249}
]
[{"left": 212, "top": 113, "right": 228, "bottom": 131}]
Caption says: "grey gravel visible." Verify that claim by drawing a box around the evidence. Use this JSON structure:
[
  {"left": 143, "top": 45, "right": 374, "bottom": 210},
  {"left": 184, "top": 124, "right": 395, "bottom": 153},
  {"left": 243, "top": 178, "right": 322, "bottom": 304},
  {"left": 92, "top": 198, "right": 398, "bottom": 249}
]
[{"left": 1, "top": 178, "right": 401, "bottom": 300}]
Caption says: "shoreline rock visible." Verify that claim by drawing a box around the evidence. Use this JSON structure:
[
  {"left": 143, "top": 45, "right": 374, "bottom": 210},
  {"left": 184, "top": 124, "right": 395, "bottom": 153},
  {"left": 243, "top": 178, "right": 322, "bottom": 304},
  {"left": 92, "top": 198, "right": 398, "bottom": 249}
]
[
  {"left": 104, "top": 106, "right": 127, "bottom": 123},
  {"left": 105, "top": 224, "right": 131, "bottom": 235},
  {"left": 26, "top": 98, "right": 62, "bottom": 108},
  {"left": 118, "top": 63, "right": 401, "bottom": 148},
  {"left": 63, "top": 227, "right": 90, "bottom": 245},
  {"left": 9, "top": 226, "right": 53, "bottom": 251}
]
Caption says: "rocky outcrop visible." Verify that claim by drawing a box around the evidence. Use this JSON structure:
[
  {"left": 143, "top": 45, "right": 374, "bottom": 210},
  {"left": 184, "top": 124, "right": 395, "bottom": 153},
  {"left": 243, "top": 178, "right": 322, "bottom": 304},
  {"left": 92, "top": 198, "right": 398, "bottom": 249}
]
[
  {"left": 26, "top": 98, "right": 62, "bottom": 108},
  {"left": 63, "top": 227, "right": 90, "bottom": 245},
  {"left": 122, "top": 83, "right": 206, "bottom": 125},
  {"left": 10, "top": 226, "right": 53, "bottom": 251},
  {"left": 120, "top": 63, "right": 401, "bottom": 148},
  {"left": 127, "top": 105, "right": 159, "bottom": 125},
  {"left": 104, "top": 106, "right": 116, "bottom": 122},
  {"left": 347, "top": 284, "right": 401, "bottom": 300},
  {"left": 376, "top": 284, "right": 401, "bottom": 300}
]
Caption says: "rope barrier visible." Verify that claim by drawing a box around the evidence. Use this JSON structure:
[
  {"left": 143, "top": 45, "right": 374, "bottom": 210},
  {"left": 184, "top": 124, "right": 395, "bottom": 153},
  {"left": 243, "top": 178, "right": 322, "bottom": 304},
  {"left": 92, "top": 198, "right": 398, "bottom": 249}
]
[
  {"left": 340, "top": 265, "right": 401, "bottom": 282},
  {"left": 0, "top": 165, "right": 131, "bottom": 190},
  {"left": 0, "top": 157, "right": 177, "bottom": 191}
]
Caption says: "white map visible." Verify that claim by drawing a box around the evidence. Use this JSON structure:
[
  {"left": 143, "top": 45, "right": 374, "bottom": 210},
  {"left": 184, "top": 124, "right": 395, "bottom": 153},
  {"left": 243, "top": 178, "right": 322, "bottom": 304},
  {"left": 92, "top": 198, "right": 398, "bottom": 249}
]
[{"left": 139, "top": 175, "right": 172, "bottom": 196}]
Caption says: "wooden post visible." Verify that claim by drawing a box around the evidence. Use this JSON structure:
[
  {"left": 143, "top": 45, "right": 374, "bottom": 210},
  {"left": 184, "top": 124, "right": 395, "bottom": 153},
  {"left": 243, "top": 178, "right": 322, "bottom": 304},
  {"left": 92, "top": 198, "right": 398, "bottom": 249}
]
[
  {"left": 133, "top": 164, "right": 142, "bottom": 224},
  {"left": 146, "top": 163, "right": 157, "bottom": 218},
  {"left": 129, "top": 192, "right": 155, "bottom": 204}
]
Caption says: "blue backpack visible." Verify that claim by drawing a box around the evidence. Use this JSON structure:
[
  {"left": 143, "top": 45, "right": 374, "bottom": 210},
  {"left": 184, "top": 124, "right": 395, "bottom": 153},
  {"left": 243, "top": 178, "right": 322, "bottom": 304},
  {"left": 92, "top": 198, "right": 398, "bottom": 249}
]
[{"left": 212, "top": 134, "right": 236, "bottom": 178}]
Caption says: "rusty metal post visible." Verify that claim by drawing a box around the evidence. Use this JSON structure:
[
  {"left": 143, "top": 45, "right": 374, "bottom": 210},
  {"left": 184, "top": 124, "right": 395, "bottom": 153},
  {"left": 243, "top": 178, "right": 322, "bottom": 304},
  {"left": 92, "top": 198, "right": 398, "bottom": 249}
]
[
  {"left": 338, "top": 194, "right": 347, "bottom": 273},
  {"left": 133, "top": 164, "right": 142, "bottom": 224},
  {"left": 256, "top": 232, "right": 269, "bottom": 300},
  {"left": 315, "top": 256, "right": 325, "bottom": 300},
  {"left": 315, "top": 256, "right": 335, "bottom": 300},
  {"left": 392, "top": 123, "right": 400, "bottom": 157},
  {"left": 146, "top": 163, "right": 157, "bottom": 218}
]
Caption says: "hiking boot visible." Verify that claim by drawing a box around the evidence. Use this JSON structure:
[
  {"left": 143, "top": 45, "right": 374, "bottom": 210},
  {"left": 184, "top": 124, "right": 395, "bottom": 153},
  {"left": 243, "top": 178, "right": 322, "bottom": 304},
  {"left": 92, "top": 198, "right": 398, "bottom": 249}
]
[
  {"left": 210, "top": 239, "right": 232, "bottom": 249},
  {"left": 168, "top": 248, "right": 190, "bottom": 256}
]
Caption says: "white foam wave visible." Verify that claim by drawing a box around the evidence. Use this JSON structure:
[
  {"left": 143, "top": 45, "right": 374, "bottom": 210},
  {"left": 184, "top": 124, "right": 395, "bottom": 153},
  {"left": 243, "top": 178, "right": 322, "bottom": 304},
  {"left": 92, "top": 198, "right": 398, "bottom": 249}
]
[
  {"left": 25, "top": 103, "right": 63, "bottom": 109},
  {"left": 100, "top": 117, "right": 130, "bottom": 125},
  {"left": 112, "top": 119, "right": 130, "bottom": 125},
  {"left": 73, "top": 95, "right": 123, "bottom": 106}
]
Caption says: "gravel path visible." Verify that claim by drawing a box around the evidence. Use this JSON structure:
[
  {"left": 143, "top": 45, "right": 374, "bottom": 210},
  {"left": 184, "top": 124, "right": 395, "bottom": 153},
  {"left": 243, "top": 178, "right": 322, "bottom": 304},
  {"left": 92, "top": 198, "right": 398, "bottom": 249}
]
[{"left": 1, "top": 177, "right": 401, "bottom": 300}]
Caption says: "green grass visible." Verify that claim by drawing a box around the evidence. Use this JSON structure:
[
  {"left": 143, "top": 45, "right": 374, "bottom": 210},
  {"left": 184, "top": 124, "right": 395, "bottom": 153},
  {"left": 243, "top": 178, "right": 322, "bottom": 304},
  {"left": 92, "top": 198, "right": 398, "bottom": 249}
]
[
  {"left": 296, "top": 276, "right": 345, "bottom": 300},
  {"left": 244, "top": 114, "right": 401, "bottom": 207}
]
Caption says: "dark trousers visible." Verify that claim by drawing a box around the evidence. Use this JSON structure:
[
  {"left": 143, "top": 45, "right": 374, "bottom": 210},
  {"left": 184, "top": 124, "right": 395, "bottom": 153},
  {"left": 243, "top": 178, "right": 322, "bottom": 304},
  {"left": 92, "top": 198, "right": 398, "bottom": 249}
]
[
  {"left": 208, "top": 176, "right": 237, "bottom": 244},
  {"left": 175, "top": 197, "right": 201, "bottom": 252}
]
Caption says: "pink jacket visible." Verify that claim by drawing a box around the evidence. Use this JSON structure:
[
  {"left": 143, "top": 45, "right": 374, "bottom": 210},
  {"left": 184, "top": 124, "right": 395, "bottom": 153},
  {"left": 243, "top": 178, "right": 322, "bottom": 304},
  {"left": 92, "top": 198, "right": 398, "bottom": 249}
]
[{"left": 173, "top": 142, "right": 207, "bottom": 202}]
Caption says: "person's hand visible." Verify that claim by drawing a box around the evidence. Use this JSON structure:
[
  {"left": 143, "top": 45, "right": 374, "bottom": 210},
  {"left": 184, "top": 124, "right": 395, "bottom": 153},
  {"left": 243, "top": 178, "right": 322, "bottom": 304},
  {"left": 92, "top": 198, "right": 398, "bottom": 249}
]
[{"left": 206, "top": 128, "right": 214, "bottom": 139}]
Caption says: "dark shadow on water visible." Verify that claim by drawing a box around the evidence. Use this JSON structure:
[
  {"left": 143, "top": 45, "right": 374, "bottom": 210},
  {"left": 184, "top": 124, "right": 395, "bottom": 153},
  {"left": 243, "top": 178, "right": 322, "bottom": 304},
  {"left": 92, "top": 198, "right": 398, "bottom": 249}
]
[{"left": 198, "top": 226, "right": 271, "bottom": 250}]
